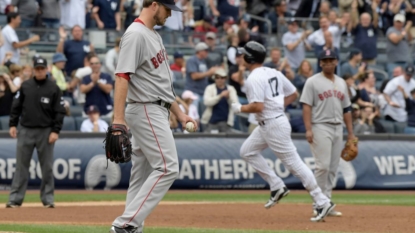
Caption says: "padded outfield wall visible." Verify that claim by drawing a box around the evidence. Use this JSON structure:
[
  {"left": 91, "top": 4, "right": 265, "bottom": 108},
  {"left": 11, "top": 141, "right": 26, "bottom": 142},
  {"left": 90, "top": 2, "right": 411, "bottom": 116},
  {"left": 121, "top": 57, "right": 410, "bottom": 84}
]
[{"left": 0, "top": 132, "right": 414, "bottom": 190}]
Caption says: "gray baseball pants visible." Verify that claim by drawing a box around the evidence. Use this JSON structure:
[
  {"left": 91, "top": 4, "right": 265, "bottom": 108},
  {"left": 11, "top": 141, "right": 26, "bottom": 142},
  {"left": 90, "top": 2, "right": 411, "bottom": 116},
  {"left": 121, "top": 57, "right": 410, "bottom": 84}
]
[
  {"left": 8, "top": 126, "right": 55, "bottom": 205},
  {"left": 112, "top": 103, "right": 179, "bottom": 229}
]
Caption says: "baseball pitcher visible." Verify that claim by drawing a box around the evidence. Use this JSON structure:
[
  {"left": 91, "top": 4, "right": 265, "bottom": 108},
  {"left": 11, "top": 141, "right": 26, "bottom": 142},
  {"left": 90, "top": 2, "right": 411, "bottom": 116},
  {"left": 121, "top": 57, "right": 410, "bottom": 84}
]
[
  {"left": 104, "top": 1, "right": 198, "bottom": 233},
  {"left": 232, "top": 41, "right": 336, "bottom": 222}
]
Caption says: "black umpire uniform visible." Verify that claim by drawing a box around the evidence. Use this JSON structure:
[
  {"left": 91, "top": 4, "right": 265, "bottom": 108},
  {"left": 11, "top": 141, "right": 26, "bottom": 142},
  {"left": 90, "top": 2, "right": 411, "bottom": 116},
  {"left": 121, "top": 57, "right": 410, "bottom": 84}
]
[{"left": 7, "top": 57, "right": 66, "bottom": 208}]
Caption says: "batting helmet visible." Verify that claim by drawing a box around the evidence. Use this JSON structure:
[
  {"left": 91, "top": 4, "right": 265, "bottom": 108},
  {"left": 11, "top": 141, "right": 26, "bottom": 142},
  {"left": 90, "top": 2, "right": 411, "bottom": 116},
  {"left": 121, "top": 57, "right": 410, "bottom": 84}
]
[{"left": 241, "top": 41, "right": 267, "bottom": 64}]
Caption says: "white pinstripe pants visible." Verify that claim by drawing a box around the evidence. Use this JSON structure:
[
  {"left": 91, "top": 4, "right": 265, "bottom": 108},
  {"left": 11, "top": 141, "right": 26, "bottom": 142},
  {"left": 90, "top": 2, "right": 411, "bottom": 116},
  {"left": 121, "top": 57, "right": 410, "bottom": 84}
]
[{"left": 240, "top": 116, "right": 330, "bottom": 208}]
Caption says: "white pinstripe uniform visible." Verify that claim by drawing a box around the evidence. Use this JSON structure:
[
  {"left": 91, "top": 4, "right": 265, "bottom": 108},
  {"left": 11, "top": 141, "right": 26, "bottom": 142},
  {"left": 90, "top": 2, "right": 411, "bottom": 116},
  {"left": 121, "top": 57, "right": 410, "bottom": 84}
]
[{"left": 240, "top": 67, "right": 330, "bottom": 208}]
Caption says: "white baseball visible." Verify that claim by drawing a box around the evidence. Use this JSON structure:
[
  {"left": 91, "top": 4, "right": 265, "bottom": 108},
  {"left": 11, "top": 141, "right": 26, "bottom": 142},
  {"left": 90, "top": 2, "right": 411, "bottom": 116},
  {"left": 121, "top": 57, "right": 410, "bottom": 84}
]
[{"left": 185, "top": 122, "right": 196, "bottom": 132}]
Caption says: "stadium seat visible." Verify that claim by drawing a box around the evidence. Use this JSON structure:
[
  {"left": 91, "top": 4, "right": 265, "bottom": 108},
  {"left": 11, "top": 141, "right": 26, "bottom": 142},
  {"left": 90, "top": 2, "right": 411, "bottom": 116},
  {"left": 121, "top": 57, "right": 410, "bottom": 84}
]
[
  {"left": 63, "top": 97, "right": 73, "bottom": 106},
  {"left": 173, "top": 71, "right": 184, "bottom": 80},
  {"left": 287, "top": 109, "right": 303, "bottom": 120},
  {"left": 379, "top": 120, "right": 394, "bottom": 133},
  {"left": 393, "top": 122, "right": 407, "bottom": 134},
  {"left": 403, "top": 127, "right": 415, "bottom": 135},
  {"left": 75, "top": 117, "right": 87, "bottom": 131},
  {"left": 101, "top": 117, "right": 112, "bottom": 126},
  {"left": 70, "top": 105, "right": 84, "bottom": 117},
  {"left": 62, "top": 116, "right": 76, "bottom": 131},
  {"left": 0, "top": 116, "right": 10, "bottom": 130}
]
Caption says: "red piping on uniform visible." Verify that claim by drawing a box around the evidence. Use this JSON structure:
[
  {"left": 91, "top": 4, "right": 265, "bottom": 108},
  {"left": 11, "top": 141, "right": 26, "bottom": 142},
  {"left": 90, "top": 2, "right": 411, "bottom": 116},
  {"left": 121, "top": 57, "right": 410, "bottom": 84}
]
[
  {"left": 116, "top": 73, "right": 130, "bottom": 81},
  {"left": 134, "top": 18, "right": 145, "bottom": 25},
  {"left": 122, "top": 105, "right": 167, "bottom": 228}
]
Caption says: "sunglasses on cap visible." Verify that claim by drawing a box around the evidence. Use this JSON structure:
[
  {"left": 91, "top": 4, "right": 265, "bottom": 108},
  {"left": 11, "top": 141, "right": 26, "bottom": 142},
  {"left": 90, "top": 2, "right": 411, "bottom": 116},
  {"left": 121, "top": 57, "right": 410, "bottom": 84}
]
[{"left": 215, "top": 76, "right": 226, "bottom": 79}]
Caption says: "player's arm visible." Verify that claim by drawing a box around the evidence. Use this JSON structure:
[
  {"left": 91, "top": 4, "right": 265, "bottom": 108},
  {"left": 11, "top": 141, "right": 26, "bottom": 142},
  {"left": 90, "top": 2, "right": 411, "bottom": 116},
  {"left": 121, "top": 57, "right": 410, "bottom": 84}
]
[
  {"left": 342, "top": 84, "right": 355, "bottom": 138},
  {"left": 299, "top": 80, "right": 314, "bottom": 133},
  {"left": 112, "top": 75, "right": 129, "bottom": 125},
  {"left": 240, "top": 76, "right": 265, "bottom": 113},
  {"left": 241, "top": 102, "right": 264, "bottom": 113}
]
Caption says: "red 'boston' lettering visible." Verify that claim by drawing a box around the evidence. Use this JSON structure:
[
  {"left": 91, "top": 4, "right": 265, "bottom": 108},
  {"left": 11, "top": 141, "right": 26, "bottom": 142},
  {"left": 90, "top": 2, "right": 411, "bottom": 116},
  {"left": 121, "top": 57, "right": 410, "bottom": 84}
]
[
  {"left": 151, "top": 57, "right": 159, "bottom": 68},
  {"left": 323, "top": 91, "right": 329, "bottom": 98},
  {"left": 318, "top": 90, "right": 345, "bottom": 101},
  {"left": 328, "top": 90, "right": 332, "bottom": 97},
  {"left": 157, "top": 52, "right": 163, "bottom": 63},
  {"left": 318, "top": 94, "right": 324, "bottom": 100}
]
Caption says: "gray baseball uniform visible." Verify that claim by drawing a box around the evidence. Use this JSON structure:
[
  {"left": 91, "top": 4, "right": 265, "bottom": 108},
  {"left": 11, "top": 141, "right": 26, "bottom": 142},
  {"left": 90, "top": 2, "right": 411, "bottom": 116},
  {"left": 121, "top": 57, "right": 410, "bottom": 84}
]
[
  {"left": 299, "top": 72, "right": 350, "bottom": 199},
  {"left": 111, "top": 19, "right": 178, "bottom": 230}
]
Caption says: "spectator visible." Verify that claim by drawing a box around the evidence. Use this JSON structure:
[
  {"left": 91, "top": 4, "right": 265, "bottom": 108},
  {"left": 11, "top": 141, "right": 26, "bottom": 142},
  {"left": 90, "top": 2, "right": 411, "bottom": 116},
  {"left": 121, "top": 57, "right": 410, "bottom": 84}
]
[
  {"left": 264, "top": 47, "right": 295, "bottom": 80},
  {"left": 170, "top": 51, "right": 185, "bottom": 73},
  {"left": 205, "top": 32, "right": 224, "bottom": 75},
  {"left": 383, "top": 65, "right": 415, "bottom": 126},
  {"left": 56, "top": 26, "right": 94, "bottom": 77},
  {"left": 194, "top": 16, "right": 218, "bottom": 42},
  {"left": 294, "top": 0, "right": 321, "bottom": 19},
  {"left": 80, "top": 105, "right": 109, "bottom": 132},
  {"left": 350, "top": 2, "right": 379, "bottom": 64},
  {"left": 339, "top": 0, "right": 354, "bottom": 15},
  {"left": 202, "top": 68, "right": 238, "bottom": 133},
  {"left": 20, "top": 64, "right": 32, "bottom": 82},
  {"left": 218, "top": 16, "right": 237, "bottom": 36},
  {"left": 268, "top": 0, "right": 293, "bottom": 33},
  {"left": 80, "top": 56, "right": 114, "bottom": 117},
  {"left": 185, "top": 42, "right": 218, "bottom": 107},
  {"left": 344, "top": 73, "right": 374, "bottom": 108},
  {"left": 60, "top": 0, "right": 86, "bottom": 29},
  {"left": 182, "top": 0, "right": 194, "bottom": 32},
  {"left": 7, "top": 57, "right": 65, "bottom": 209},
  {"left": 293, "top": 59, "right": 314, "bottom": 92},
  {"left": 229, "top": 48, "right": 248, "bottom": 104},
  {"left": 397, "top": 86, "right": 415, "bottom": 128},
  {"left": 0, "top": 67, "right": 18, "bottom": 116},
  {"left": 359, "top": 71, "right": 378, "bottom": 97},
  {"left": 50, "top": 53, "right": 71, "bottom": 95},
  {"left": 386, "top": 14, "right": 412, "bottom": 75},
  {"left": 0, "top": 12, "right": 39, "bottom": 64},
  {"left": 40, "top": 0, "right": 61, "bottom": 28},
  {"left": 93, "top": 0, "right": 121, "bottom": 30},
  {"left": 352, "top": 104, "right": 376, "bottom": 134},
  {"left": 69, "top": 52, "right": 95, "bottom": 106},
  {"left": 162, "top": 0, "right": 183, "bottom": 44},
  {"left": 180, "top": 91, "right": 200, "bottom": 132},
  {"left": 8, "top": 63, "right": 21, "bottom": 89},
  {"left": 237, "top": 27, "right": 265, "bottom": 47},
  {"left": 226, "top": 33, "right": 239, "bottom": 67},
  {"left": 209, "top": 0, "right": 239, "bottom": 26},
  {"left": 123, "top": 0, "right": 141, "bottom": 29},
  {"left": 10, "top": 0, "right": 38, "bottom": 28},
  {"left": 307, "top": 15, "right": 341, "bottom": 58},
  {"left": 0, "top": 0, "right": 11, "bottom": 14},
  {"left": 340, "top": 48, "right": 366, "bottom": 79},
  {"left": 282, "top": 19, "right": 312, "bottom": 70},
  {"left": 104, "top": 37, "right": 121, "bottom": 80}
]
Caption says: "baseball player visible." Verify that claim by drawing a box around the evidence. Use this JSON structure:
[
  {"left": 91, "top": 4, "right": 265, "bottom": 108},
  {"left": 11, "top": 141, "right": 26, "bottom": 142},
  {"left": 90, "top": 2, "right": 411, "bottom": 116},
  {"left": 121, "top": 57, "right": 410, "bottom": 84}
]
[
  {"left": 299, "top": 49, "right": 355, "bottom": 217},
  {"left": 108, "top": 1, "right": 197, "bottom": 233},
  {"left": 232, "top": 41, "right": 335, "bottom": 222}
]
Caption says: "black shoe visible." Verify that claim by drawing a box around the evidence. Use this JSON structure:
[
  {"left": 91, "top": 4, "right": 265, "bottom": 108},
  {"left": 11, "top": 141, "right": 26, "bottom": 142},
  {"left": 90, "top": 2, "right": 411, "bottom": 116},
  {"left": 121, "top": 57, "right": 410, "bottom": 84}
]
[
  {"left": 44, "top": 203, "right": 55, "bottom": 208},
  {"left": 264, "top": 186, "right": 290, "bottom": 209},
  {"left": 109, "top": 225, "right": 140, "bottom": 233},
  {"left": 6, "top": 202, "right": 21, "bottom": 208}
]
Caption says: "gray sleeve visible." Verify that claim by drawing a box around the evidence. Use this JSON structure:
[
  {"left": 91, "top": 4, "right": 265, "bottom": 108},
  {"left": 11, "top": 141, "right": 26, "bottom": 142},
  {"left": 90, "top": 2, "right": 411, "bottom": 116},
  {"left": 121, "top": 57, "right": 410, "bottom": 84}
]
[
  {"left": 281, "top": 33, "right": 290, "bottom": 46},
  {"left": 299, "top": 79, "right": 314, "bottom": 106},
  {"left": 115, "top": 31, "right": 144, "bottom": 74},
  {"left": 186, "top": 58, "right": 199, "bottom": 74},
  {"left": 342, "top": 81, "right": 351, "bottom": 108}
]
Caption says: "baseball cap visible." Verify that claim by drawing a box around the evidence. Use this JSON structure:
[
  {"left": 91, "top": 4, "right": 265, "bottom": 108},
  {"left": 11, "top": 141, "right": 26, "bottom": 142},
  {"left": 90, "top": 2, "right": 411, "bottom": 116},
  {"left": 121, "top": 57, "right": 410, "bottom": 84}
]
[
  {"left": 394, "top": 14, "right": 406, "bottom": 23},
  {"left": 155, "top": 0, "right": 183, "bottom": 12},
  {"left": 87, "top": 105, "right": 100, "bottom": 114},
  {"left": 203, "top": 16, "right": 213, "bottom": 24},
  {"left": 181, "top": 90, "right": 198, "bottom": 100},
  {"left": 352, "top": 103, "right": 360, "bottom": 110},
  {"left": 195, "top": 42, "right": 209, "bottom": 52},
  {"left": 405, "top": 65, "right": 415, "bottom": 75},
  {"left": 52, "top": 53, "right": 67, "bottom": 64},
  {"left": 173, "top": 51, "right": 183, "bottom": 59},
  {"left": 33, "top": 57, "right": 48, "bottom": 68},
  {"left": 206, "top": 32, "right": 216, "bottom": 40},
  {"left": 224, "top": 16, "right": 235, "bottom": 25},
  {"left": 287, "top": 18, "right": 298, "bottom": 25},
  {"left": 214, "top": 68, "right": 227, "bottom": 77},
  {"left": 319, "top": 49, "right": 337, "bottom": 60},
  {"left": 348, "top": 48, "right": 362, "bottom": 59}
]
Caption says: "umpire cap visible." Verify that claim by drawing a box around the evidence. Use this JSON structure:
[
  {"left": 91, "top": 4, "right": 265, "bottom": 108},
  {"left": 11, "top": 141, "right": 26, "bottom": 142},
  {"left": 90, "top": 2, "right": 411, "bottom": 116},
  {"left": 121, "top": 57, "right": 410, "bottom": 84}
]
[
  {"left": 241, "top": 41, "right": 267, "bottom": 64},
  {"left": 319, "top": 49, "right": 337, "bottom": 60}
]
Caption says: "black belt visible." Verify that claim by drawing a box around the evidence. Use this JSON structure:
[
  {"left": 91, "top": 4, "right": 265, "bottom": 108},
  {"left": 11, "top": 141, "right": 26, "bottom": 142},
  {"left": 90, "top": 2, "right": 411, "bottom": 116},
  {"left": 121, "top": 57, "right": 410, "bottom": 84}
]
[
  {"left": 258, "top": 115, "right": 283, "bottom": 126},
  {"left": 127, "top": 100, "right": 172, "bottom": 110}
]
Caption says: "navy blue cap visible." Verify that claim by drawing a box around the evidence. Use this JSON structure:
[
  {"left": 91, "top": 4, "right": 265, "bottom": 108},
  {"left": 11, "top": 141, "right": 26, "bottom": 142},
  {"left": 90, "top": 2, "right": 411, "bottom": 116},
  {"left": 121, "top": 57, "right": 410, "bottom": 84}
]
[
  {"left": 156, "top": 0, "right": 183, "bottom": 12},
  {"left": 174, "top": 51, "right": 183, "bottom": 59},
  {"left": 319, "top": 49, "right": 337, "bottom": 60},
  {"left": 87, "top": 105, "right": 100, "bottom": 114}
]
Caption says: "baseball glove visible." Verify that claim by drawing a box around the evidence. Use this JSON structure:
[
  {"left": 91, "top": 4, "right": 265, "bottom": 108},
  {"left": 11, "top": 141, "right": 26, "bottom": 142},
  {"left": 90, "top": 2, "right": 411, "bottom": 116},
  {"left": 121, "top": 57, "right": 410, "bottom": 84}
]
[
  {"left": 104, "top": 124, "right": 132, "bottom": 165},
  {"left": 341, "top": 137, "right": 359, "bottom": 161}
]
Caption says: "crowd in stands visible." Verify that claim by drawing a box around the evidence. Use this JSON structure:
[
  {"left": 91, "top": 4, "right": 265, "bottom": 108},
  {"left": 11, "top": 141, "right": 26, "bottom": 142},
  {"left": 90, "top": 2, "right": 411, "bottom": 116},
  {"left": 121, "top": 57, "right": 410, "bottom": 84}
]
[{"left": 0, "top": 0, "right": 415, "bottom": 135}]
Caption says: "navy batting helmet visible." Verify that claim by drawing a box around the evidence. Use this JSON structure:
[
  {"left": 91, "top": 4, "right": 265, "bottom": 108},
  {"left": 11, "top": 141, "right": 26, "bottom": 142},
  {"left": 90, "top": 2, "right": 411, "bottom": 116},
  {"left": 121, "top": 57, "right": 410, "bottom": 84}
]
[{"left": 241, "top": 41, "right": 267, "bottom": 64}]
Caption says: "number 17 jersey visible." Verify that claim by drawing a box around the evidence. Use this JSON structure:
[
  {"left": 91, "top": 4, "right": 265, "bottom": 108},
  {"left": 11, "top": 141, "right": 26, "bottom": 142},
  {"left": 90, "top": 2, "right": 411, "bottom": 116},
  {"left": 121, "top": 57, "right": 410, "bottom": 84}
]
[{"left": 245, "top": 67, "right": 297, "bottom": 122}]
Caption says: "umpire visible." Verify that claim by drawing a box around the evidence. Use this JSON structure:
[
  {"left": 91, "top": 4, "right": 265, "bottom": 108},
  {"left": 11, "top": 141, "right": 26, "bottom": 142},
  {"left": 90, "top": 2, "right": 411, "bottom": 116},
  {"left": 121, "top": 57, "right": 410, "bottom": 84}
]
[{"left": 6, "top": 57, "right": 66, "bottom": 208}]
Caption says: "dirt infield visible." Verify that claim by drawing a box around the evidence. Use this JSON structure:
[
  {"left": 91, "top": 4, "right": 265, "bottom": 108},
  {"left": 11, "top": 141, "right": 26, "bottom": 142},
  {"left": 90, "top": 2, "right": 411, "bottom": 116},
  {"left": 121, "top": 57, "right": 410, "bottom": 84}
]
[{"left": 0, "top": 193, "right": 414, "bottom": 233}]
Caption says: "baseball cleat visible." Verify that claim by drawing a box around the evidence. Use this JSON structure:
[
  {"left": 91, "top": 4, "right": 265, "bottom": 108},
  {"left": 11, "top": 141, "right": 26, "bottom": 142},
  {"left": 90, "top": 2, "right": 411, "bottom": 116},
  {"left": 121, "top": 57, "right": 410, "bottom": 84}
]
[
  {"left": 44, "top": 203, "right": 55, "bottom": 208},
  {"left": 109, "top": 225, "right": 140, "bottom": 233},
  {"left": 310, "top": 202, "right": 336, "bottom": 222},
  {"left": 264, "top": 186, "right": 290, "bottom": 209},
  {"left": 5, "top": 202, "right": 21, "bottom": 208},
  {"left": 313, "top": 209, "right": 342, "bottom": 217}
]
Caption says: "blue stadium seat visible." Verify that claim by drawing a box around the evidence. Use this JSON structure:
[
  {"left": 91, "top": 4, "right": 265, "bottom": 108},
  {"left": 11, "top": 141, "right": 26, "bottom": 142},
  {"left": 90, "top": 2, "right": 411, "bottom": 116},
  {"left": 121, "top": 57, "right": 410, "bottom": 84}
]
[
  {"left": 403, "top": 127, "right": 415, "bottom": 135},
  {"left": 379, "top": 120, "right": 394, "bottom": 133},
  {"left": 287, "top": 109, "right": 303, "bottom": 120},
  {"left": 62, "top": 116, "right": 76, "bottom": 131},
  {"left": 75, "top": 117, "right": 87, "bottom": 131},
  {"left": 70, "top": 105, "right": 84, "bottom": 117},
  {"left": 0, "top": 116, "right": 10, "bottom": 130}
]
